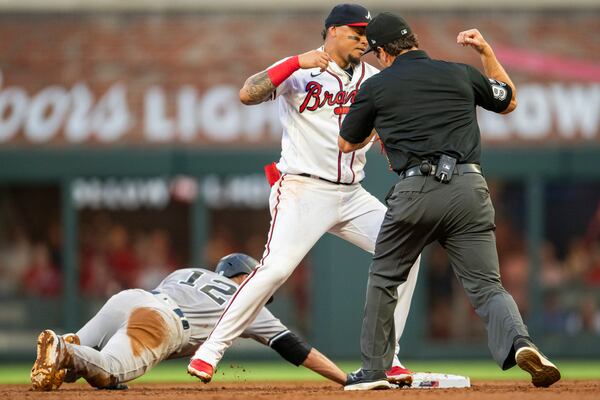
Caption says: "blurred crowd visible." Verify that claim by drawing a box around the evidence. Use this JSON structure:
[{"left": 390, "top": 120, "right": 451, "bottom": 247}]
[
  {"left": 78, "top": 214, "right": 181, "bottom": 296},
  {"left": 426, "top": 183, "right": 600, "bottom": 339},
  {"left": 0, "top": 183, "right": 598, "bottom": 339},
  {"left": 0, "top": 216, "right": 182, "bottom": 298}
]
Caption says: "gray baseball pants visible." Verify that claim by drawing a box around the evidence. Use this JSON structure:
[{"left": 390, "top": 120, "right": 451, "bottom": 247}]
[
  {"left": 65, "top": 289, "right": 189, "bottom": 387},
  {"left": 360, "top": 173, "right": 529, "bottom": 371}
]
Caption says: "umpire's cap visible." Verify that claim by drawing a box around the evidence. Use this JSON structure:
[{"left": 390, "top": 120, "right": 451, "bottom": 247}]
[
  {"left": 364, "top": 12, "right": 413, "bottom": 54},
  {"left": 215, "top": 253, "right": 258, "bottom": 279}
]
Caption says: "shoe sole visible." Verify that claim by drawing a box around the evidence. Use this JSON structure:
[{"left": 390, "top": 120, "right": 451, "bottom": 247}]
[
  {"left": 187, "top": 366, "right": 212, "bottom": 383},
  {"left": 344, "top": 379, "right": 392, "bottom": 391},
  {"left": 516, "top": 347, "right": 561, "bottom": 388},
  {"left": 387, "top": 373, "right": 413, "bottom": 387},
  {"left": 31, "top": 330, "right": 63, "bottom": 391}
]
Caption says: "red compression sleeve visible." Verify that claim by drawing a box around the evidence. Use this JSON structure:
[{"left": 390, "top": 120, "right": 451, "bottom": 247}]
[{"left": 267, "top": 55, "right": 300, "bottom": 87}]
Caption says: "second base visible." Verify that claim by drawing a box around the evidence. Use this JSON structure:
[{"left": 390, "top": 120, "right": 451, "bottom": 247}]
[{"left": 409, "top": 372, "right": 471, "bottom": 388}]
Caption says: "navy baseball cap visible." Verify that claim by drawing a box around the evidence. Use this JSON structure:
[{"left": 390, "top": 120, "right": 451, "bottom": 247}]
[
  {"left": 325, "top": 4, "right": 372, "bottom": 28},
  {"left": 364, "top": 12, "right": 413, "bottom": 54}
]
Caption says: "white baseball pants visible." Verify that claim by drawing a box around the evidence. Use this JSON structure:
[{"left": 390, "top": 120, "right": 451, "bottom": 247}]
[{"left": 195, "top": 174, "right": 420, "bottom": 367}]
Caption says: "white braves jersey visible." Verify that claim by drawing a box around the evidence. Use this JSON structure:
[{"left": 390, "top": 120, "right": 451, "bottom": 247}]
[
  {"left": 154, "top": 268, "right": 289, "bottom": 357},
  {"left": 272, "top": 48, "right": 379, "bottom": 184}
]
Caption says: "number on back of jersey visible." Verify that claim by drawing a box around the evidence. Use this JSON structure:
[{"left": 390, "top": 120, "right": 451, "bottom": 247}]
[{"left": 178, "top": 271, "right": 237, "bottom": 305}]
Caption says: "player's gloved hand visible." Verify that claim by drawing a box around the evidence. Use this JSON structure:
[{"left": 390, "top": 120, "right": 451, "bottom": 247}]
[
  {"left": 298, "top": 50, "right": 332, "bottom": 72},
  {"left": 456, "top": 29, "right": 492, "bottom": 56}
]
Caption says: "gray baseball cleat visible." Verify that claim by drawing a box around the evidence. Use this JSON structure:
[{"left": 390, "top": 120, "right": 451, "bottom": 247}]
[{"left": 344, "top": 369, "right": 392, "bottom": 391}]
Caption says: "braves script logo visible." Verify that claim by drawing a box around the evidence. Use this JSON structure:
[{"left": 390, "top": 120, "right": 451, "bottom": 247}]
[{"left": 299, "top": 81, "right": 357, "bottom": 115}]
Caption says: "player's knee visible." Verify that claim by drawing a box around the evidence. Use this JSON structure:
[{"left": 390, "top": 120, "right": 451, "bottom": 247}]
[
  {"left": 86, "top": 375, "right": 116, "bottom": 389},
  {"left": 83, "top": 357, "right": 121, "bottom": 389}
]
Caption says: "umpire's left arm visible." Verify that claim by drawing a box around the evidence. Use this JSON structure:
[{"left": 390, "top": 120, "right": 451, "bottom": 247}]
[{"left": 457, "top": 28, "right": 517, "bottom": 113}]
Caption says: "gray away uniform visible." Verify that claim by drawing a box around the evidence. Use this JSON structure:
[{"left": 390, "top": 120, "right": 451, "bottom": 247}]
[{"left": 67, "top": 268, "right": 289, "bottom": 388}]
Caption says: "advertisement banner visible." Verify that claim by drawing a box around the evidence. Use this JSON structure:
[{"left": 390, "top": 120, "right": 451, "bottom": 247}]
[{"left": 0, "top": 12, "right": 597, "bottom": 147}]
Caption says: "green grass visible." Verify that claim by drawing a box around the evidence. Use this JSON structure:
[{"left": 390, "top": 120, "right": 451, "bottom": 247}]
[{"left": 3, "top": 360, "right": 600, "bottom": 385}]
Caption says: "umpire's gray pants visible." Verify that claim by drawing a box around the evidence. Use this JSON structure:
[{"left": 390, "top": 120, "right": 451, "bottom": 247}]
[{"left": 360, "top": 173, "right": 529, "bottom": 371}]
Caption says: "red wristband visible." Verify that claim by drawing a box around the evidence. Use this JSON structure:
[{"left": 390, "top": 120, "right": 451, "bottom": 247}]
[{"left": 267, "top": 55, "right": 300, "bottom": 87}]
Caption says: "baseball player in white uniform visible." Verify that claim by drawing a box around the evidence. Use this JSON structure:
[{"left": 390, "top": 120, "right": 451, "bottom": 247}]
[
  {"left": 188, "top": 4, "right": 420, "bottom": 386},
  {"left": 30, "top": 254, "right": 347, "bottom": 391}
]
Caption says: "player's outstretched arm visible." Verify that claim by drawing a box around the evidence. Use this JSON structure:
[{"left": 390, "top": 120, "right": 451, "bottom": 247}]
[
  {"left": 245, "top": 306, "right": 345, "bottom": 384},
  {"left": 239, "top": 50, "right": 332, "bottom": 105},
  {"left": 457, "top": 29, "right": 517, "bottom": 113},
  {"left": 269, "top": 331, "right": 346, "bottom": 385},
  {"left": 301, "top": 348, "right": 347, "bottom": 385}
]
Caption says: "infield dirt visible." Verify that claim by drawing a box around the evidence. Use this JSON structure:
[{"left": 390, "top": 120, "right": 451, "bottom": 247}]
[{"left": 2, "top": 381, "right": 599, "bottom": 400}]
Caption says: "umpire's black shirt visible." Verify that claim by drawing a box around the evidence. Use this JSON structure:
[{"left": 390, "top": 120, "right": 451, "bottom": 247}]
[{"left": 340, "top": 50, "right": 512, "bottom": 172}]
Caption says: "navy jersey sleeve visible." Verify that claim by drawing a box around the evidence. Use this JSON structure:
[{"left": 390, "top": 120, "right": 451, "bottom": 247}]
[
  {"left": 466, "top": 64, "right": 513, "bottom": 113},
  {"left": 340, "top": 80, "right": 376, "bottom": 144}
]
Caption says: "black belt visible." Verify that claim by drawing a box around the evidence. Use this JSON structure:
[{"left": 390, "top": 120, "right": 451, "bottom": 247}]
[
  {"left": 399, "top": 163, "right": 482, "bottom": 179},
  {"left": 150, "top": 290, "right": 190, "bottom": 330},
  {"left": 298, "top": 173, "right": 357, "bottom": 185}
]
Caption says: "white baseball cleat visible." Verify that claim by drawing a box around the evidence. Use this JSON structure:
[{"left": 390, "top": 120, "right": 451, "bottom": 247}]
[
  {"left": 515, "top": 346, "right": 561, "bottom": 388},
  {"left": 30, "top": 330, "right": 67, "bottom": 391}
]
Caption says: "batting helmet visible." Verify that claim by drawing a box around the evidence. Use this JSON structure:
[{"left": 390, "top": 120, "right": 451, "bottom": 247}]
[{"left": 215, "top": 253, "right": 258, "bottom": 279}]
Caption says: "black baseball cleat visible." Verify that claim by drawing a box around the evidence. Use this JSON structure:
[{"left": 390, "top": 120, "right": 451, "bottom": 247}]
[
  {"left": 99, "top": 383, "right": 129, "bottom": 390},
  {"left": 514, "top": 339, "right": 560, "bottom": 388},
  {"left": 344, "top": 369, "right": 392, "bottom": 391}
]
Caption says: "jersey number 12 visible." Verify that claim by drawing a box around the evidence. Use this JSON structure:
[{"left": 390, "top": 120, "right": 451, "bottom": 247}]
[{"left": 178, "top": 271, "right": 236, "bottom": 305}]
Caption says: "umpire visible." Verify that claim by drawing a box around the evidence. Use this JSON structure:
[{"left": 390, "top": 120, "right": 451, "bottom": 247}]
[{"left": 339, "top": 12, "right": 561, "bottom": 391}]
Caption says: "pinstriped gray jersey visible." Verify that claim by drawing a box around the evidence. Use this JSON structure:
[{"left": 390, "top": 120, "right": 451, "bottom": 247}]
[{"left": 154, "top": 268, "right": 288, "bottom": 357}]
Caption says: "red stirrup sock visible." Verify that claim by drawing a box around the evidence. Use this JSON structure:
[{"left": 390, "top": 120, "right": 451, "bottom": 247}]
[{"left": 267, "top": 55, "right": 300, "bottom": 87}]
